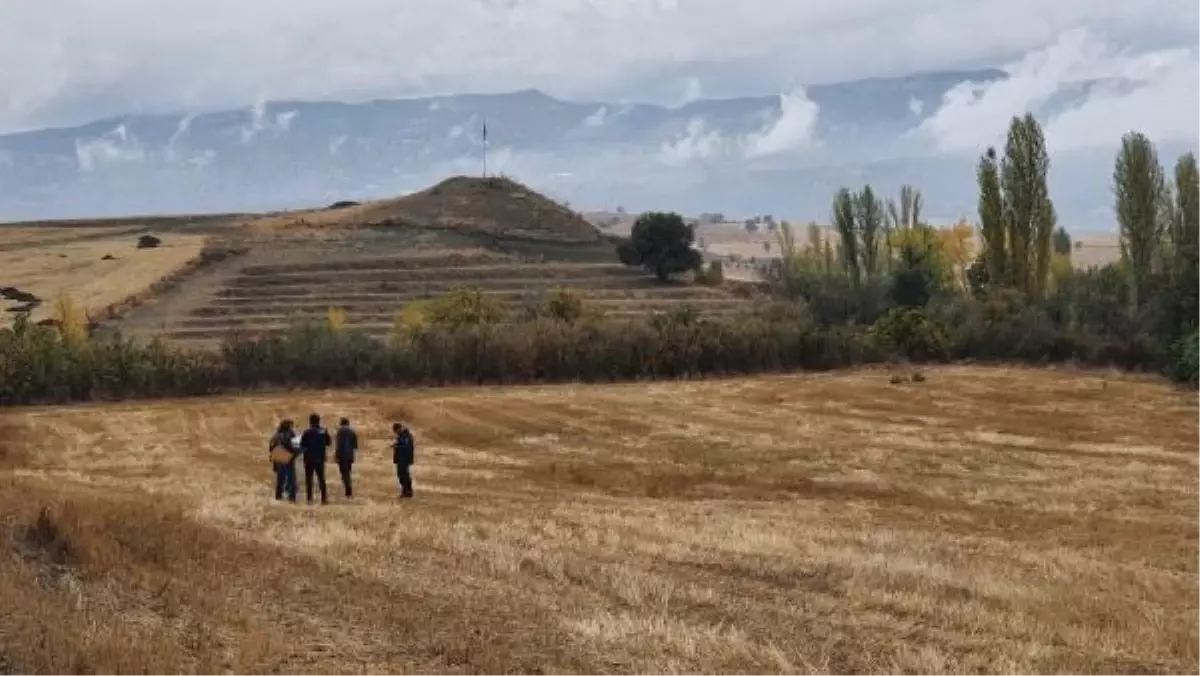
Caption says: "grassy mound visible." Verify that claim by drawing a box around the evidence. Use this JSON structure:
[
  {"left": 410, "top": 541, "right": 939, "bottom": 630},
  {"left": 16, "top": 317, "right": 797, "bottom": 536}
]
[{"left": 355, "top": 176, "right": 602, "bottom": 244}]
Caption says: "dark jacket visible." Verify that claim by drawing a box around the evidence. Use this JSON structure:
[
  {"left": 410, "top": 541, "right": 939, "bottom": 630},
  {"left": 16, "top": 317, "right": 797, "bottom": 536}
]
[
  {"left": 335, "top": 426, "right": 358, "bottom": 464},
  {"left": 393, "top": 430, "right": 414, "bottom": 466},
  {"left": 300, "top": 426, "right": 332, "bottom": 463}
]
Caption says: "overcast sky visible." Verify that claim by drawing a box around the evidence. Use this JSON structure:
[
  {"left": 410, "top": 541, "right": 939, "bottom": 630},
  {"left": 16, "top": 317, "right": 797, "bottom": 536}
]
[{"left": 0, "top": 0, "right": 1197, "bottom": 135}]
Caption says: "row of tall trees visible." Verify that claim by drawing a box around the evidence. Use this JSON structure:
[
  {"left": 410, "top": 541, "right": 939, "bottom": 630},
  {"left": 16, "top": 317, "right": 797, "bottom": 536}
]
[{"left": 970, "top": 114, "right": 1198, "bottom": 352}]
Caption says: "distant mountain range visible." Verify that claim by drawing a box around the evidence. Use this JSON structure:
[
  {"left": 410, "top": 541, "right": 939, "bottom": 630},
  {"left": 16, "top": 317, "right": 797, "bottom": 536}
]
[{"left": 0, "top": 68, "right": 1192, "bottom": 228}]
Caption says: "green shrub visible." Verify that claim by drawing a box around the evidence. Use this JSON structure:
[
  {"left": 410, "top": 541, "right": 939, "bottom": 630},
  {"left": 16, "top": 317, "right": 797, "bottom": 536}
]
[
  {"left": 521, "top": 287, "right": 591, "bottom": 323},
  {"left": 868, "top": 308, "right": 950, "bottom": 362},
  {"left": 1169, "top": 330, "right": 1199, "bottom": 386},
  {"left": 424, "top": 287, "right": 508, "bottom": 326}
]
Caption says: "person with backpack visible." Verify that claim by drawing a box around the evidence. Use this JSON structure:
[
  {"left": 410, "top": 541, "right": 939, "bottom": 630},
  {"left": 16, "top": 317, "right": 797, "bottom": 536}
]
[
  {"left": 392, "top": 423, "right": 415, "bottom": 499},
  {"left": 334, "top": 417, "right": 358, "bottom": 499},
  {"left": 269, "top": 419, "right": 298, "bottom": 502},
  {"left": 299, "top": 413, "right": 332, "bottom": 505}
]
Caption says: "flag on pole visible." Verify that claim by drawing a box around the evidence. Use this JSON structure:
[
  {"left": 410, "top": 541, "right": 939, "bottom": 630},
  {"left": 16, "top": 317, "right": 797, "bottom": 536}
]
[
  {"left": 482, "top": 117, "right": 488, "bottom": 178},
  {"left": 482, "top": 119, "right": 488, "bottom": 144}
]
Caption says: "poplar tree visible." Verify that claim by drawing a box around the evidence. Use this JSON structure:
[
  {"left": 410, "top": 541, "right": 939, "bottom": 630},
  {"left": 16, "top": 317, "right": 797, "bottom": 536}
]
[
  {"left": 832, "top": 188, "right": 860, "bottom": 287},
  {"left": 1114, "top": 132, "right": 1167, "bottom": 310},
  {"left": 1173, "top": 153, "right": 1199, "bottom": 269},
  {"left": 854, "top": 185, "right": 884, "bottom": 279},
  {"left": 1000, "top": 113, "right": 1055, "bottom": 299},
  {"left": 977, "top": 147, "right": 1006, "bottom": 286}
]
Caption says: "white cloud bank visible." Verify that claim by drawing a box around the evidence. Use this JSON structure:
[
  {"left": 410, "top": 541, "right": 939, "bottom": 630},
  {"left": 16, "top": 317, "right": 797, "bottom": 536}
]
[
  {"left": 0, "top": 0, "right": 1193, "bottom": 133},
  {"left": 659, "top": 88, "right": 820, "bottom": 164},
  {"left": 915, "top": 29, "right": 1199, "bottom": 154}
]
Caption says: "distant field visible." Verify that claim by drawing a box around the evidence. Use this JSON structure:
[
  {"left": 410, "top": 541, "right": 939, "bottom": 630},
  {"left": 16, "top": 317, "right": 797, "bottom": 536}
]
[
  {"left": 0, "top": 367, "right": 1194, "bottom": 673},
  {"left": 0, "top": 230, "right": 207, "bottom": 325},
  {"left": 588, "top": 212, "right": 1124, "bottom": 270}
]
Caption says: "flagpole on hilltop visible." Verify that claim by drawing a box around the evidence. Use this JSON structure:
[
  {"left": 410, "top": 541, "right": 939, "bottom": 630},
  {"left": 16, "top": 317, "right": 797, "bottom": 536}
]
[{"left": 482, "top": 117, "right": 488, "bottom": 179}]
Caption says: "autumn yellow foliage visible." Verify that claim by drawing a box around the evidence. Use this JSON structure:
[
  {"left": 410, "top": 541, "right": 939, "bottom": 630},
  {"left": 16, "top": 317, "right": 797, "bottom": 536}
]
[
  {"left": 326, "top": 307, "right": 348, "bottom": 333},
  {"left": 52, "top": 292, "right": 89, "bottom": 345}
]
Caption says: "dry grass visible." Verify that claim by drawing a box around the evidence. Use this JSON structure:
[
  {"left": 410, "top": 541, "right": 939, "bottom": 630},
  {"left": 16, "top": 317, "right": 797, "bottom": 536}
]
[
  {"left": 0, "top": 366, "right": 1195, "bottom": 673},
  {"left": 0, "top": 234, "right": 207, "bottom": 324},
  {"left": 244, "top": 176, "right": 601, "bottom": 244}
]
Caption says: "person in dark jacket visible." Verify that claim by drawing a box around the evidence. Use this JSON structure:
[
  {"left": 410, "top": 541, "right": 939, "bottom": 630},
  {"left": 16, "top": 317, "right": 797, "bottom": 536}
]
[
  {"left": 392, "top": 423, "right": 415, "bottom": 498},
  {"left": 269, "top": 419, "right": 298, "bottom": 502},
  {"left": 299, "top": 413, "right": 332, "bottom": 505},
  {"left": 334, "top": 417, "right": 358, "bottom": 499}
]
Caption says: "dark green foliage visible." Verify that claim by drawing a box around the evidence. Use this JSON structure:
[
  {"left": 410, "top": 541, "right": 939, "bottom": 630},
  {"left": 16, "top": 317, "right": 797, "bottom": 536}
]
[
  {"left": 966, "top": 254, "right": 990, "bottom": 300},
  {"left": 1053, "top": 227, "right": 1072, "bottom": 256},
  {"left": 626, "top": 212, "right": 702, "bottom": 281},
  {"left": 1114, "top": 132, "right": 1167, "bottom": 310},
  {"left": 616, "top": 239, "right": 640, "bottom": 266},
  {"left": 854, "top": 185, "right": 884, "bottom": 278},
  {"left": 833, "top": 188, "right": 860, "bottom": 287},
  {"left": 868, "top": 308, "right": 950, "bottom": 362},
  {"left": 1169, "top": 330, "right": 1199, "bottom": 386},
  {"left": 1001, "top": 114, "right": 1056, "bottom": 299},
  {"left": 137, "top": 234, "right": 162, "bottom": 249},
  {"left": 890, "top": 225, "right": 946, "bottom": 309},
  {"left": 977, "top": 147, "right": 1007, "bottom": 286}
]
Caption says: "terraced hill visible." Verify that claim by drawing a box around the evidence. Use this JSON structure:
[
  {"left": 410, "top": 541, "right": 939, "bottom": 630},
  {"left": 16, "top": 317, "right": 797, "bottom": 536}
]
[
  {"left": 119, "top": 249, "right": 747, "bottom": 345},
  {"left": 14, "top": 175, "right": 752, "bottom": 346}
]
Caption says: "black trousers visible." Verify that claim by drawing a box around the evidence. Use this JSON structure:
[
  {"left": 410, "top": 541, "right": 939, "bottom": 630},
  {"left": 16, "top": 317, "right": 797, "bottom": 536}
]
[
  {"left": 337, "top": 460, "right": 353, "bottom": 497},
  {"left": 396, "top": 463, "right": 413, "bottom": 497},
  {"left": 304, "top": 461, "right": 327, "bottom": 503}
]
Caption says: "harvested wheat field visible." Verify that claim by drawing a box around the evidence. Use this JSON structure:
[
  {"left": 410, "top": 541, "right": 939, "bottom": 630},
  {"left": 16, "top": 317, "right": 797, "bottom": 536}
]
[
  {"left": 0, "top": 367, "right": 1196, "bottom": 673},
  {"left": 0, "top": 232, "right": 207, "bottom": 325}
]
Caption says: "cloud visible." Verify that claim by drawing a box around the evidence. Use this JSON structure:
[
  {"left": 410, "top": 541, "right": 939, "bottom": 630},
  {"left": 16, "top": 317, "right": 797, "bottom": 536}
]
[
  {"left": 914, "top": 29, "right": 1199, "bottom": 154},
  {"left": 75, "top": 124, "right": 145, "bottom": 171},
  {"left": 659, "top": 118, "right": 727, "bottom": 165},
  {"left": 743, "top": 89, "right": 820, "bottom": 158},
  {"left": 658, "top": 90, "right": 821, "bottom": 164},
  {"left": 582, "top": 106, "right": 608, "bottom": 127},
  {"left": 0, "top": 0, "right": 1193, "bottom": 133}
]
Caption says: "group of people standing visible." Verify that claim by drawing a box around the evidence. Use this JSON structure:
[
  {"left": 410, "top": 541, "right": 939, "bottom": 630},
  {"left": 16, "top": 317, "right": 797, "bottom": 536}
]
[{"left": 268, "top": 414, "right": 416, "bottom": 503}]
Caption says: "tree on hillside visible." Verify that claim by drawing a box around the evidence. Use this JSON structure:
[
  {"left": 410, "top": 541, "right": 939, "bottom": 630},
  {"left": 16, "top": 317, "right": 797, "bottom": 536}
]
[
  {"left": 623, "top": 211, "right": 703, "bottom": 282},
  {"left": 1000, "top": 113, "right": 1056, "bottom": 299},
  {"left": 833, "top": 188, "right": 860, "bottom": 287},
  {"left": 977, "top": 147, "right": 1006, "bottom": 287},
  {"left": 1114, "top": 132, "right": 1168, "bottom": 310},
  {"left": 855, "top": 185, "right": 884, "bottom": 279}
]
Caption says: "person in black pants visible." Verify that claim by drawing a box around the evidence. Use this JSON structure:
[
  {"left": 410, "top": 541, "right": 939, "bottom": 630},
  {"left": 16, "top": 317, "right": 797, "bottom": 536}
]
[
  {"left": 334, "top": 417, "right": 358, "bottom": 498},
  {"left": 270, "top": 419, "right": 298, "bottom": 502},
  {"left": 299, "top": 413, "right": 332, "bottom": 505},
  {"left": 393, "top": 423, "right": 415, "bottom": 498}
]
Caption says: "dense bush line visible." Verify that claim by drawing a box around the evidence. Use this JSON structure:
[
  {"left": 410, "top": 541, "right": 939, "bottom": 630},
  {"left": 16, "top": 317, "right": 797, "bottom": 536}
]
[{"left": 1, "top": 284, "right": 1192, "bottom": 407}]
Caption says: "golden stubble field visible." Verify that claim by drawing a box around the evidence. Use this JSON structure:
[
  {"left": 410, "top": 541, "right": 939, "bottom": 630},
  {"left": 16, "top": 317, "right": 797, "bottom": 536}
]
[
  {"left": 0, "top": 228, "right": 207, "bottom": 324},
  {"left": 0, "top": 367, "right": 1196, "bottom": 674}
]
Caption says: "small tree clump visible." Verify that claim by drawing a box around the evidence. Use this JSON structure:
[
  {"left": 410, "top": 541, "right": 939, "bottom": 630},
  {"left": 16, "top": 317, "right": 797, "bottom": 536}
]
[
  {"left": 868, "top": 308, "right": 950, "bottom": 362},
  {"left": 624, "top": 212, "right": 703, "bottom": 282}
]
